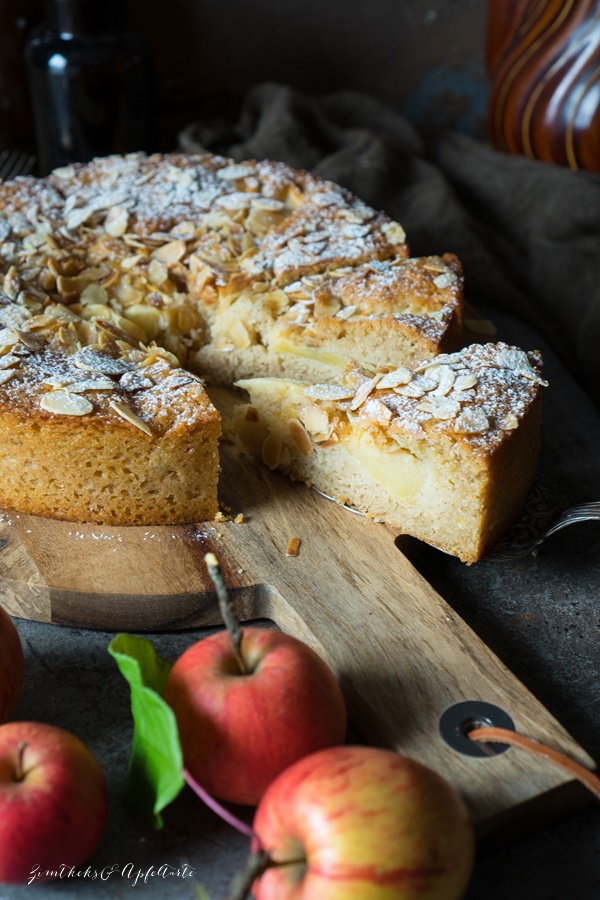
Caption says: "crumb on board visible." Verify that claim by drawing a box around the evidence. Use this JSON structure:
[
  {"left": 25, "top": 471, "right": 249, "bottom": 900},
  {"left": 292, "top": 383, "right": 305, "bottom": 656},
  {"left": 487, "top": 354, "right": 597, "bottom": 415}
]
[
  {"left": 214, "top": 510, "right": 229, "bottom": 523},
  {"left": 286, "top": 536, "right": 301, "bottom": 557},
  {"left": 234, "top": 513, "right": 244, "bottom": 524}
]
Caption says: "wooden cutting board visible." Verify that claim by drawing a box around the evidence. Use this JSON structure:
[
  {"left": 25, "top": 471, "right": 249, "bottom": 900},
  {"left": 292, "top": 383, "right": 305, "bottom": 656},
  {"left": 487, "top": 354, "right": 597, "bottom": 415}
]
[{"left": 0, "top": 438, "right": 593, "bottom": 840}]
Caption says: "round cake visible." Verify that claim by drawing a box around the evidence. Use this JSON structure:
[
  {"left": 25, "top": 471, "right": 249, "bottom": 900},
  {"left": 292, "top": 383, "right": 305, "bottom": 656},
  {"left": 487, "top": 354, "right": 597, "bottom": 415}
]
[{"left": 0, "top": 152, "right": 544, "bottom": 561}]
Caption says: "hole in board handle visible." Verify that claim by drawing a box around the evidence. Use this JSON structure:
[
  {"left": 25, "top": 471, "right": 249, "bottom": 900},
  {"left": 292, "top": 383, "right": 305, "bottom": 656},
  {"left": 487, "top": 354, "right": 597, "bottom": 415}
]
[{"left": 439, "top": 701, "right": 516, "bottom": 758}]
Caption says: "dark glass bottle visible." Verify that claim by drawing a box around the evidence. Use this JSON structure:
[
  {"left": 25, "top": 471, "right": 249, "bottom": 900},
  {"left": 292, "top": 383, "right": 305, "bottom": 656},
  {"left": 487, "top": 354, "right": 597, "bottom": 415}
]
[{"left": 26, "top": 0, "right": 155, "bottom": 174}]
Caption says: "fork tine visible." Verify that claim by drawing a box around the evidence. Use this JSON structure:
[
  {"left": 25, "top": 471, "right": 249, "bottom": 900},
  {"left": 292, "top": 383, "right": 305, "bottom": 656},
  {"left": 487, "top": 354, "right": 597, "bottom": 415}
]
[{"left": 0, "top": 150, "right": 37, "bottom": 182}]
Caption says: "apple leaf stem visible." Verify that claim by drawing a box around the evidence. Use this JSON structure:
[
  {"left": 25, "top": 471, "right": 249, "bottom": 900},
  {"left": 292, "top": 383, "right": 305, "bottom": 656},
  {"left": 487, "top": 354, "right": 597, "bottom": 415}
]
[
  {"left": 469, "top": 727, "right": 600, "bottom": 801},
  {"left": 226, "top": 847, "right": 272, "bottom": 900},
  {"left": 204, "top": 552, "right": 246, "bottom": 674},
  {"left": 183, "top": 767, "right": 256, "bottom": 839}
]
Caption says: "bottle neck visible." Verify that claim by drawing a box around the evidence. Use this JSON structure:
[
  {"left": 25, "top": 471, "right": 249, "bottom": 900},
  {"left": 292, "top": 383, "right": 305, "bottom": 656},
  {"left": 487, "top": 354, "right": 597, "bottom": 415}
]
[{"left": 44, "top": 0, "right": 127, "bottom": 37}]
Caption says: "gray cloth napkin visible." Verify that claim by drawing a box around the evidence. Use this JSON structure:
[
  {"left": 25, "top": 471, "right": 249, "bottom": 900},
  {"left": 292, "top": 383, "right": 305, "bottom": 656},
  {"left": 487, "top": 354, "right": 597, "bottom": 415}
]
[{"left": 180, "top": 82, "right": 600, "bottom": 408}]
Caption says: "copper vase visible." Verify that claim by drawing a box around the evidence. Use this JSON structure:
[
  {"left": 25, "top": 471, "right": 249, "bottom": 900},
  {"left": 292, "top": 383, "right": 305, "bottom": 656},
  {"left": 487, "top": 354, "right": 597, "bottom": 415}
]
[{"left": 487, "top": 0, "right": 600, "bottom": 172}]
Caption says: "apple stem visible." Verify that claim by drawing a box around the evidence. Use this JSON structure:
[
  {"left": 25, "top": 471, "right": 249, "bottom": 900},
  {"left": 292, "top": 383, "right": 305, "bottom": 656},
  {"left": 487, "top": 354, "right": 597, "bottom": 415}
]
[
  {"left": 204, "top": 552, "right": 246, "bottom": 674},
  {"left": 183, "top": 768, "right": 256, "bottom": 840},
  {"left": 15, "top": 741, "right": 27, "bottom": 781},
  {"left": 226, "top": 848, "right": 272, "bottom": 900}
]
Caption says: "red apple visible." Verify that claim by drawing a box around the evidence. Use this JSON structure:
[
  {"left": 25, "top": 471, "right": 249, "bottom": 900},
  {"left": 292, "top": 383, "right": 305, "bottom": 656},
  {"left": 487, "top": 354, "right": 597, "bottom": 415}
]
[
  {"left": 0, "top": 721, "right": 109, "bottom": 885},
  {"left": 163, "top": 627, "right": 347, "bottom": 805},
  {"left": 251, "top": 745, "right": 475, "bottom": 900},
  {"left": 0, "top": 605, "right": 24, "bottom": 723}
]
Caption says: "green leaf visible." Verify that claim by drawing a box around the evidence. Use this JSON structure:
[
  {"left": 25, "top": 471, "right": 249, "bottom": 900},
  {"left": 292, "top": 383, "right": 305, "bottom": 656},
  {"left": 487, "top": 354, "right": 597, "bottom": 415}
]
[{"left": 109, "top": 633, "right": 184, "bottom": 828}]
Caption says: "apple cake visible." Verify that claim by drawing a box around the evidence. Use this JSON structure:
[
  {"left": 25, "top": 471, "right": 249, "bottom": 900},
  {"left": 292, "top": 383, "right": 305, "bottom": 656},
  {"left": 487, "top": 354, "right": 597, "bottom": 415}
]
[
  {"left": 0, "top": 152, "right": 545, "bottom": 560},
  {"left": 0, "top": 152, "right": 464, "bottom": 528},
  {"left": 234, "top": 343, "right": 547, "bottom": 564}
]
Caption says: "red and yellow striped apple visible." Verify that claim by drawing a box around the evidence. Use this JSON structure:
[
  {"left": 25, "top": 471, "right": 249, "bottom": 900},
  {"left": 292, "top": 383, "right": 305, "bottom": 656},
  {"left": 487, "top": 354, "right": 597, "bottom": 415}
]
[
  {"left": 163, "top": 627, "right": 347, "bottom": 805},
  {"left": 251, "top": 745, "right": 475, "bottom": 900},
  {"left": 0, "top": 605, "right": 24, "bottom": 723},
  {"left": 0, "top": 722, "right": 109, "bottom": 885}
]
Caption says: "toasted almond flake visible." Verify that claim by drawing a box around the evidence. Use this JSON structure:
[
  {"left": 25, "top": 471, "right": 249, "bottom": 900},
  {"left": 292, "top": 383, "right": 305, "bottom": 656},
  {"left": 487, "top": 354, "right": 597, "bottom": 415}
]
[
  {"left": 382, "top": 221, "right": 406, "bottom": 245},
  {"left": 497, "top": 348, "right": 548, "bottom": 386},
  {"left": 454, "top": 407, "right": 490, "bottom": 434},
  {"left": 362, "top": 398, "right": 393, "bottom": 425},
  {"left": 0, "top": 328, "right": 17, "bottom": 348},
  {"left": 304, "top": 383, "right": 355, "bottom": 401},
  {"left": 13, "top": 329, "right": 45, "bottom": 350},
  {"left": 68, "top": 378, "right": 115, "bottom": 393},
  {"left": 262, "top": 434, "right": 282, "bottom": 470},
  {"left": 432, "top": 366, "right": 456, "bottom": 396},
  {"left": 0, "top": 369, "right": 16, "bottom": 385},
  {"left": 336, "top": 304, "right": 358, "bottom": 320},
  {"left": 454, "top": 373, "right": 478, "bottom": 391},
  {"left": 119, "top": 370, "right": 154, "bottom": 391},
  {"left": 42, "top": 375, "right": 74, "bottom": 388},
  {"left": 377, "top": 367, "right": 412, "bottom": 389},
  {"left": 217, "top": 163, "right": 256, "bottom": 180},
  {"left": 417, "top": 396, "right": 461, "bottom": 419},
  {"left": 104, "top": 206, "right": 129, "bottom": 237},
  {"left": 286, "top": 537, "right": 301, "bottom": 557},
  {"left": 72, "top": 347, "right": 131, "bottom": 374},
  {"left": 288, "top": 418, "right": 313, "bottom": 456},
  {"left": 302, "top": 404, "right": 330, "bottom": 435},
  {"left": 41, "top": 391, "right": 93, "bottom": 416},
  {"left": 501, "top": 413, "right": 519, "bottom": 430},
  {"left": 433, "top": 271, "right": 458, "bottom": 289},
  {"left": 395, "top": 381, "right": 426, "bottom": 399},
  {"left": 109, "top": 399, "right": 152, "bottom": 436},
  {"left": 349, "top": 375, "right": 382, "bottom": 411},
  {"left": 251, "top": 197, "right": 285, "bottom": 211},
  {"left": 152, "top": 240, "right": 186, "bottom": 266},
  {"left": 0, "top": 354, "right": 19, "bottom": 370}
]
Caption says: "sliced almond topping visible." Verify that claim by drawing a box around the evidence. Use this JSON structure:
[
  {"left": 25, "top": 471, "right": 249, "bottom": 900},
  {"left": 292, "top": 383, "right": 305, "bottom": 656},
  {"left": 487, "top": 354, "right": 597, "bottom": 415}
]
[
  {"left": 501, "top": 413, "right": 519, "bottom": 430},
  {"left": 417, "top": 396, "right": 461, "bottom": 419},
  {"left": 217, "top": 163, "right": 256, "bottom": 180},
  {"left": 288, "top": 418, "right": 313, "bottom": 456},
  {"left": 382, "top": 221, "right": 406, "bottom": 245},
  {"left": 109, "top": 400, "right": 152, "bottom": 436},
  {"left": 0, "top": 369, "right": 16, "bottom": 386},
  {"left": 377, "top": 367, "right": 412, "bottom": 389},
  {"left": 362, "top": 398, "right": 393, "bottom": 426},
  {"left": 104, "top": 205, "right": 129, "bottom": 237},
  {"left": 0, "top": 355, "right": 19, "bottom": 370},
  {"left": 68, "top": 378, "right": 115, "bottom": 393},
  {"left": 454, "top": 407, "right": 490, "bottom": 434},
  {"left": 432, "top": 366, "right": 456, "bottom": 396},
  {"left": 226, "top": 319, "right": 252, "bottom": 350},
  {"left": 13, "top": 329, "right": 45, "bottom": 350},
  {"left": 349, "top": 375, "right": 382, "bottom": 411},
  {"left": 73, "top": 347, "right": 132, "bottom": 374},
  {"left": 335, "top": 304, "right": 358, "bottom": 320},
  {"left": 433, "top": 271, "right": 458, "bottom": 288},
  {"left": 304, "top": 383, "right": 355, "bottom": 402},
  {"left": 454, "top": 373, "right": 478, "bottom": 391},
  {"left": 41, "top": 391, "right": 93, "bottom": 416},
  {"left": 302, "top": 404, "right": 330, "bottom": 435},
  {"left": 261, "top": 434, "right": 282, "bottom": 470},
  {"left": 152, "top": 240, "right": 186, "bottom": 266}
]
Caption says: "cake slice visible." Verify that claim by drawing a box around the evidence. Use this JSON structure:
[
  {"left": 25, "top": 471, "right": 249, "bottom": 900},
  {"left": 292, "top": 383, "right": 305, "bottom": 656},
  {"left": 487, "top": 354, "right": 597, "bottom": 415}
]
[
  {"left": 194, "top": 254, "right": 463, "bottom": 385},
  {"left": 233, "top": 343, "right": 547, "bottom": 563},
  {"left": 0, "top": 304, "right": 220, "bottom": 526}
]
